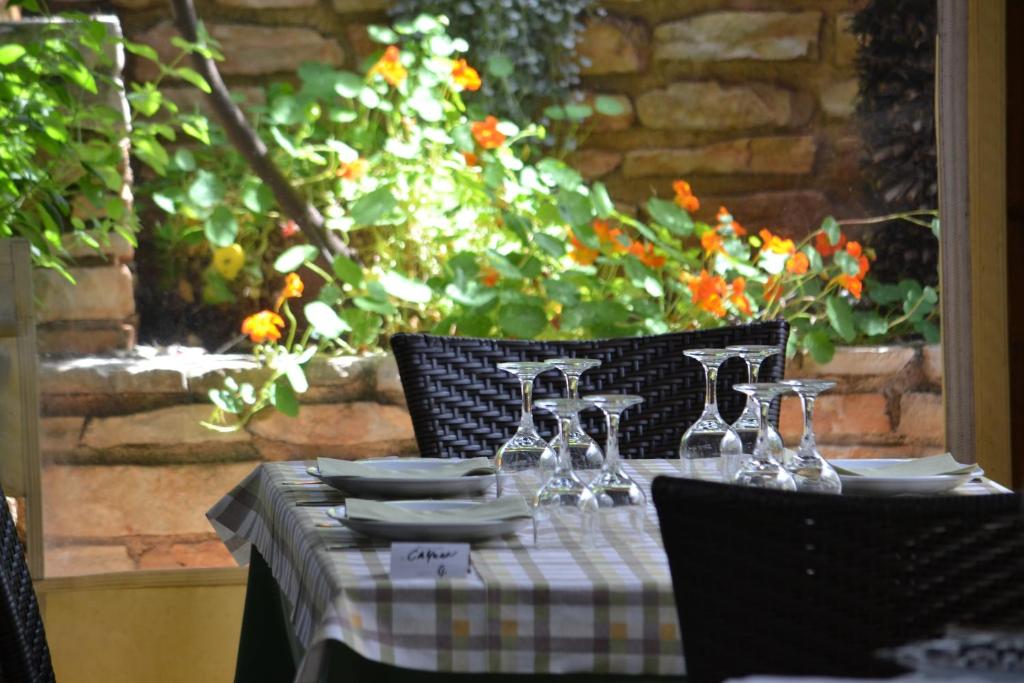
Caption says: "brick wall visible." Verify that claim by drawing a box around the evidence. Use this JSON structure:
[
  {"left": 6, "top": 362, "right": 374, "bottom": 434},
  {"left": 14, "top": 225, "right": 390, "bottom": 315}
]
[{"left": 38, "top": 343, "right": 943, "bottom": 576}]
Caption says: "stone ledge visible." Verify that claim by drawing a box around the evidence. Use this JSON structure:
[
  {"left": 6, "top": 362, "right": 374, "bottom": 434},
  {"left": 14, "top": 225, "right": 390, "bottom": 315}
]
[
  {"left": 790, "top": 345, "right": 921, "bottom": 392},
  {"left": 636, "top": 81, "right": 812, "bottom": 131},
  {"left": 654, "top": 11, "right": 823, "bottom": 63},
  {"left": 33, "top": 265, "right": 134, "bottom": 324}
]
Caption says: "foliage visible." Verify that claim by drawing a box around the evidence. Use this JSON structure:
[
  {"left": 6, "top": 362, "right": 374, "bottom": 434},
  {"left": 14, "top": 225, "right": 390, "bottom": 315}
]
[
  {"left": 0, "top": 7, "right": 220, "bottom": 280},
  {"left": 390, "top": 0, "right": 595, "bottom": 125},
  {"left": 177, "top": 16, "right": 939, "bottom": 430}
]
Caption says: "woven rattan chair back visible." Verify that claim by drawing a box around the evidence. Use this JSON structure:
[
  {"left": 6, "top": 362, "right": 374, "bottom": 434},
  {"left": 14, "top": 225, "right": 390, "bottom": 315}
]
[
  {"left": 390, "top": 321, "right": 788, "bottom": 460},
  {"left": 651, "top": 476, "right": 1024, "bottom": 683},
  {"left": 0, "top": 482, "right": 54, "bottom": 682}
]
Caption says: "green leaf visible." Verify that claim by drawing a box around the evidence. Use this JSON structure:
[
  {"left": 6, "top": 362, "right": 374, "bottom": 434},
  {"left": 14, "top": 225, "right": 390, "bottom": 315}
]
[
  {"left": 332, "top": 254, "right": 364, "bottom": 285},
  {"left": 563, "top": 104, "right": 593, "bottom": 121},
  {"left": 557, "top": 189, "right": 594, "bottom": 227},
  {"left": 594, "top": 95, "right": 627, "bottom": 116},
  {"left": 915, "top": 319, "right": 940, "bottom": 343},
  {"left": 803, "top": 329, "right": 835, "bottom": 364},
  {"left": 834, "top": 250, "right": 861, "bottom": 276},
  {"left": 187, "top": 171, "right": 224, "bottom": 209},
  {"left": 856, "top": 311, "right": 889, "bottom": 337},
  {"left": 242, "top": 183, "right": 274, "bottom": 214},
  {"left": 334, "top": 72, "right": 364, "bottom": 98},
  {"left": 545, "top": 279, "right": 579, "bottom": 306},
  {"left": 152, "top": 192, "right": 176, "bottom": 213},
  {"left": 366, "top": 25, "right": 399, "bottom": 44},
  {"left": 380, "top": 271, "right": 432, "bottom": 304},
  {"left": 866, "top": 278, "right": 902, "bottom": 305},
  {"left": 571, "top": 220, "right": 599, "bottom": 249},
  {"left": 204, "top": 207, "right": 238, "bottom": 247},
  {"left": 350, "top": 187, "right": 398, "bottom": 226},
  {"left": 274, "top": 245, "right": 319, "bottom": 273},
  {"left": 498, "top": 303, "right": 547, "bottom": 338},
  {"left": 822, "top": 216, "right": 840, "bottom": 245},
  {"left": 647, "top": 198, "right": 693, "bottom": 236},
  {"left": 826, "top": 297, "right": 856, "bottom": 342},
  {"left": 591, "top": 182, "right": 614, "bottom": 219},
  {"left": 174, "top": 67, "right": 211, "bottom": 93},
  {"left": 173, "top": 148, "right": 196, "bottom": 171},
  {"left": 353, "top": 296, "right": 397, "bottom": 315},
  {"left": 0, "top": 43, "right": 26, "bottom": 66},
  {"left": 930, "top": 217, "right": 941, "bottom": 238},
  {"left": 801, "top": 244, "right": 823, "bottom": 272},
  {"left": 486, "top": 54, "right": 514, "bottom": 78},
  {"left": 304, "top": 301, "right": 350, "bottom": 339},
  {"left": 340, "top": 308, "right": 382, "bottom": 348},
  {"left": 536, "top": 158, "right": 583, "bottom": 190},
  {"left": 533, "top": 232, "right": 565, "bottom": 258},
  {"left": 269, "top": 378, "right": 300, "bottom": 417},
  {"left": 123, "top": 41, "right": 159, "bottom": 62}
]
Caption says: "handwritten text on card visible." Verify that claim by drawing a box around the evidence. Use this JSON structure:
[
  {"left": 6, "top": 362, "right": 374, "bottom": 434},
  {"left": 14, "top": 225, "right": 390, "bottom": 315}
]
[{"left": 390, "top": 543, "right": 470, "bottom": 579}]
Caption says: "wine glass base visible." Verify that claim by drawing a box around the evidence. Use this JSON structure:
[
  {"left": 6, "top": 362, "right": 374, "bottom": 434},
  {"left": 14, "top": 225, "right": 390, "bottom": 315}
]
[
  {"left": 678, "top": 456, "right": 723, "bottom": 481},
  {"left": 733, "top": 461, "right": 797, "bottom": 491},
  {"left": 533, "top": 473, "right": 598, "bottom": 548}
]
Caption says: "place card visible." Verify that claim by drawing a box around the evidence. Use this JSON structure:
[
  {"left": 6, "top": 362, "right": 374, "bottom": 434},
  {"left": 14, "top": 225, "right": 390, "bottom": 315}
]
[{"left": 390, "top": 542, "right": 470, "bottom": 579}]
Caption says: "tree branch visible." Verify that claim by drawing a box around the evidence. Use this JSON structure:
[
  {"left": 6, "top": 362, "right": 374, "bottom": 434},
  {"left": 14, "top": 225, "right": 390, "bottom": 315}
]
[{"left": 169, "top": 0, "right": 350, "bottom": 261}]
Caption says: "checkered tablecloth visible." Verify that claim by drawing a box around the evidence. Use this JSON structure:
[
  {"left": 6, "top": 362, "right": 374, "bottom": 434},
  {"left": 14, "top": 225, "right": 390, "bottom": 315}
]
[{"left": 206, "top": 459, "right": 1009, "bottom": 681}]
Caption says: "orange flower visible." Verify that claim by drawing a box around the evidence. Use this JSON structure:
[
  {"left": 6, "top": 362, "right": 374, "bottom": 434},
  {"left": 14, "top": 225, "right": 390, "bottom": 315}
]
[
  {"left": 593, "top": 219, "right": 627, "bottom": 251},
  {"left": 716, "top": 206, "right": 747, "bottom": 236},
  {"left": 687, "top": 269, "right": 727, "bottom": 317},
  {"left": 471, "top": 116, "right": 506, "bottom": 149},
  {"left": 836, "top": 274, "right": 863, "bottom": 299},
  {"left": 280, "top": 219, "right": 300, "bottom": 238},
  {"left": 370, "top": 45, "right": 407, "bottom": 87},
  {"left": 672, "top": 179, "right": 700, "bottom": 212},
  {"left": 786, "top": 251, "right": 810, "bottom": 275},
  {"left": 628, "top": 241, "right": 665, "bottom": 268},
  {"left": 814, "top": 231, "right": 847, "bottom": 258},
  {"left": 569, "top": 230, "right": 599, "bottom": 266},
  {"left": 758, "top": 228, "right": 796, "bottom": 255},
  {"left": 700, "top": 230, "right": 724, "bottom": 255},
  {"left": 845, "top": 241, "right": 863, "bottom": 258},
  {"left": 716, "top": 206, "right": 731, "bottom": 223},
  {"left": 275, "top": 273, "right": 304, "bottom": 311},
  {"left": 241, "top": 310, "right": 285, "bottom": 344},
  {"left": 479, "top": 266, "right": 499, "bottom": 287},
  {"left": 764, "top": 275, "right": 783, "bottom": 303},
  {"left": 462, "top": 151, "right": 479, "bottom": 167},
  {"left": 729, "top": 277, "right": 753, "bottom": 315},
  {"left": 337, "top": 158, "right": 367, "bottom": 180},
  {"left": 451, "top": 59, "right": 481, "bottom": 91}
]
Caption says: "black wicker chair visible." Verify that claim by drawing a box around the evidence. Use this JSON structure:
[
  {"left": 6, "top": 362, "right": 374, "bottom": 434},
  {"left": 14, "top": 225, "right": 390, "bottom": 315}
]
[
  {"left": 390, "top": 321, "right": 788, "bottom": 460},
  {"left": 0, "top": 483, "right": 54, "bottom": 683},
  {"left": 651, "top": 476, "right": 1024, "bottom": 683}
]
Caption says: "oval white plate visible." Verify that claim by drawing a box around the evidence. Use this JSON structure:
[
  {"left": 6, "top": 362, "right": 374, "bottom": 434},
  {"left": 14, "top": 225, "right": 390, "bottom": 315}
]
[
  {"left": 308, "top": 458, "right": 496, "bottom": 498},
  {"left": 832, "top": 458, "right": 984, "bottom": 496},
  {"left": 326, "top": 500, "right": 530, "bottom": 542}
]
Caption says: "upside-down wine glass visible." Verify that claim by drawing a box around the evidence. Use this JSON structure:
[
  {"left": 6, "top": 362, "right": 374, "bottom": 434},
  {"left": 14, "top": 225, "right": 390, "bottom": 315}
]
[
  {"left": 729, "top": 383, "right": 797, "bottom": 491},
  {"left": 586, "top": 394, "right": 646, "bottom": 533},
  {"left": 725, "top": 344, "right": 783, "bottom": 479},
  {"left": 779, "top": 379, "right": 842, "bottom": 494},
  {"left": 546, "top": 358, "right": 604, "bottom": 471},
  {"left": 679, "top": 349, "right": 743, "bottom": 480},
  {"left": 533, "top": 398, "right": 599, "bottom": 547},
  {"left": 494, "top": 362, "right": 558, "bottom": 497}
]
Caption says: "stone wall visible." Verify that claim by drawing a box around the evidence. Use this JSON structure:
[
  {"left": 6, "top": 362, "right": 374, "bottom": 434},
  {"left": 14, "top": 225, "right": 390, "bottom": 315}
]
[{"left": 38, "top": 343, "right": 943, "bottom": 576}]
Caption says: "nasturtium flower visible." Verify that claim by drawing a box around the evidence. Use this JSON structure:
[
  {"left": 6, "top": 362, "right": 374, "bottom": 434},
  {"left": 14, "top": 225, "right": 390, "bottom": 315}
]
[
  {"left": 241, "top": 310, "right": 285, "bottom": 343},
  {"left": 786, "top": 251, "right": 810, "bottom": 274},
  {"left": 337, "top": 158, "right": 367, "bottom": 180},
  {"left": 814, "top": 231, "right": 847, "bottom": 258},
  {"left": 836, "top": 274, "right": 863, "bottom": 299},
  {"left": 275, "top": 273, "right": 304, "bottom": 311},
  {"left": 593, "top": 219, "right": 627, "bottom": 251},
  {"left": 700, "top": 231, "right": 724, "bottom": 255},
  {"left": 461, "top": 151, "right": 479, "bottom": 167},
  {"left": 212, "top": 243, "right": 245, "bottom": 281},
  {"left": 717, "top": 205, "right": 747, "bottom": 236},
  {"left": 629, "top": 241, "right": 665, "bottom": 268},
  {"left": 370, "top": 45, "right": 407, "bottom": 87},
  {"left": 758, "top": 228, "right": 796, "bottom": 255},
  {"left": 764, "top": 275, "right": 782, "bottom": 303},
  {"left": 279, "top": 220, "right": 300, "bottom": 239},
  {"left": 568, "top": 229, "right": 599, "bottom": 265},
  {"left": 687, "top": 269, "right": 727, "bottom": 317},
  {"left": 479, "top": 266, "right": 499, "bottom": 287},
  {"left": 471, "top": 116, "right": 506, "bottom": 149},
  {"left": 729, "top": 277, "right": 753, "bottom": 315},
  {"left": 451, "top": 59, "right": 481, "bottom": 91},
  {"left": 672, "top": 179, "right": 700, "bottom": 213}
]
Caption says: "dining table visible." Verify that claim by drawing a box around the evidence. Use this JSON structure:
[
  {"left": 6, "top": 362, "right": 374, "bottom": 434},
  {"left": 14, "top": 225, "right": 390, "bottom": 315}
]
[{"left": 206, "top": 458, "right": 1010, "bottom": 683}]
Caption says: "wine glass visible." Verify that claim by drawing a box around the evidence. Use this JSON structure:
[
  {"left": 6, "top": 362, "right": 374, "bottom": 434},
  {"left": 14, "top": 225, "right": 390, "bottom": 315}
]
[
  {"left": 495, "top": 361, "right": 558, "bottom": 496},
  {"left": 725, "top": 344, "right": 783, "bottom": 479},
  {"left": 729, "top": 383, "right": 797, "bottom": 491},
  {"left": 780, "top": 379, "right": 842, "bottom": 494},
  {"left": 533, "top": 398, "right": 599, "bottom": 547},
  {"left": 585, "top": 394, "right": 646, "bottom": 533},
  {"left": 679, "top": 349, "right": 743, "bottom": 480},
  {"left": 545, "top": 358, "right": 604, "bottom": 471}
]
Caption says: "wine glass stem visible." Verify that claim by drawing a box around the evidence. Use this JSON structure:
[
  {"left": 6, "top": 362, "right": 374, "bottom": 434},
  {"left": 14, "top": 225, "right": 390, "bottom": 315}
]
[
  {"left": 755, "top": 397, "right": 773, "bottom": 464},
  {"left": 556, "top": 414, "right": 575, "bottom": 474},
  {"left": 799, "top": 394, "right": 816, "bottom": 452},
  {"left": 604, "top": 413, "right": 621, "bottom": 469},
  {"left": 519, "top": 377, "right": 535, "bottom": 429},
  {"left": 742, "top": 359, "right": 757, "bottom": 415},
  {"left": 565, "top": 373, "right": 582, "bottom": 429},
  {"left": 704, "top": 364, "right": 719, "bottom": 412}
]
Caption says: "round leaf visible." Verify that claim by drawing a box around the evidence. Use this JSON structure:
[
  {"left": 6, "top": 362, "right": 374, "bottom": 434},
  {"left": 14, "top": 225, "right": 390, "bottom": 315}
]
[
  {"left": 380, "top": 271, "right": 432, "bottom": 304},
  {"left": 498, "top": 303, "right": 547, "bottom": 338},
  {"left": 274, "top": 244, "right": 319, "bottom": 273},
  {"left": 304, "top": 301, "right": 350, "bottom": 339},
  {"left": 204, "top": 207, "right": 238, "bottom": 247}
]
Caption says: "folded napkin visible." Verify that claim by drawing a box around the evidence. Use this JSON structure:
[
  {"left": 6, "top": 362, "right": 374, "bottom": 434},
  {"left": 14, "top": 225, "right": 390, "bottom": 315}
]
[
  {"left": 345, "top": 496, "right": 532, "bottom": 524},
  {"left": 832, "top": 453, "right": 976, "bottom": 478},
  {"left": 317, "top": 457, "right": 495, "bottom": 480}
]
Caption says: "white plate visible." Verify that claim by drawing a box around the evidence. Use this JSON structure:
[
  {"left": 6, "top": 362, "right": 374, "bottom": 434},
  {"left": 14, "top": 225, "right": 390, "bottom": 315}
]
[
  {"left": 308, "top": 458, "right": 496, "bottom": 498},
  {"left": 832, "top": 458, "right": 984, "bottom": 496},
  {"left": 326, "top": 500, "right": 531, "bottom": 542}
]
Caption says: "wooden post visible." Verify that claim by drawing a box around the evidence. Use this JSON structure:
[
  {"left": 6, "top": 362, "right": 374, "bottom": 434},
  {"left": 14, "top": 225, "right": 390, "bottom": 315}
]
[{"left": 0, "top": 239, "right": 45, "bottom": 577}]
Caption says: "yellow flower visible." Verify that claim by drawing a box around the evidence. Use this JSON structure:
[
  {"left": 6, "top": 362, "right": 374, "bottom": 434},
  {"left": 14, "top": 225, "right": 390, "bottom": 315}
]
[
  {"left": 275, "top": 273, "right": 304, "bottom": 311},
  {"left": 451, "top": 59, "right": 481, "bottom": 91},
  {"left": 212, "top": 244, "right": 245, "bottom": 281},
  {"left": 370, "top": 45, "right": 407, "bottom": 87},
  {"left": 241, "top": 310, "right": 284, "bottom": 344}
]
